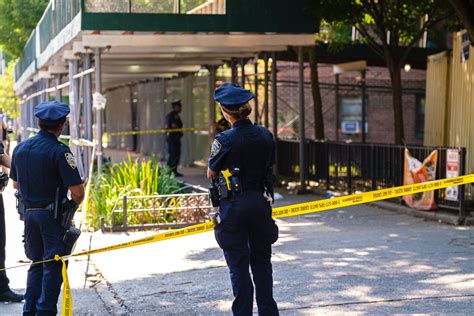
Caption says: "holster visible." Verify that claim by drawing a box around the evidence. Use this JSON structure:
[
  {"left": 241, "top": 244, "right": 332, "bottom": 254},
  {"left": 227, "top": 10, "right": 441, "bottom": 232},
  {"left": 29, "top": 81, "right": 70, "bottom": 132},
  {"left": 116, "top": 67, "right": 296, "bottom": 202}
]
[
  {"left": 14, "top": 191, "right": 25, "bottom": 221},
  {"left": 60, "top": 199, "right": 79, "bottom": 229},
  {"left": 209, "top": 180, "right": 220, "bottom": 207},
  {"left": 63, "top": 226, "right": 81, "bottom": 254}
]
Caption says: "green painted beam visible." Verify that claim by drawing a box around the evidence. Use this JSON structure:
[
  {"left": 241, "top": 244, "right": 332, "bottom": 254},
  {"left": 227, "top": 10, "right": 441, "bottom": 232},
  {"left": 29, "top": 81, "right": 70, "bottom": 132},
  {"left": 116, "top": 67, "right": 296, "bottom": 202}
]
[{"left": 81, "top": 0, "right": 318, "bottom": 33}]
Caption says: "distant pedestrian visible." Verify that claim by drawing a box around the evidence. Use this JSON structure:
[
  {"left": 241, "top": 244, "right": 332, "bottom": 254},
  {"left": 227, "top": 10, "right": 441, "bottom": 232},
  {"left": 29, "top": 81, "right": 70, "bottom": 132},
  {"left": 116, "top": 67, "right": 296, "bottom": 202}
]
[
  {"left": 166, "top": 100, "right": 183, "bottom": 177},
  {"left": 0, "top": 144, "right": 23, "bottom": 303},
  {"left": 208, "top": 83, "right": 279, "bottom": 315}
]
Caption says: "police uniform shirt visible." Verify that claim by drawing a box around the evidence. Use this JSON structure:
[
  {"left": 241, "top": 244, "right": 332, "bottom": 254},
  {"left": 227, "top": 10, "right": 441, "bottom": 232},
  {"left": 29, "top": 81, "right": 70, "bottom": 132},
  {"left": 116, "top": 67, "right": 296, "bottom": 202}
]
[
  {"left": 10, "top": 130, "right": 82, "bottom": 208},
  {"left": 165, "top": 111, "right": 183, "bottom": 140},
  {"left": 209, "top": 119, "right": 275, "bottom": 187}
]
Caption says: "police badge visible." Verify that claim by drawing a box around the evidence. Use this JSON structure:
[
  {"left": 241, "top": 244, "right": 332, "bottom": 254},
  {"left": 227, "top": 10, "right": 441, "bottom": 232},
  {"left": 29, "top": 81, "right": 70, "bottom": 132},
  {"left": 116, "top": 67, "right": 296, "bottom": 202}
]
[
  {"left": 210, "top": 139, "right": 222, "bottom": 158},
  {"left": 65, "top": 152, "right": 77, "bottom": 169}
]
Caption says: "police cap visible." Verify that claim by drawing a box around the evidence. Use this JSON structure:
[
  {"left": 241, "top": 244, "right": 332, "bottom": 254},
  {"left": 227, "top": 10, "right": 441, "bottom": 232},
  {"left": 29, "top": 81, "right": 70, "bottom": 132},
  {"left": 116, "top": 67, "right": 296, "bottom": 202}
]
[
  {"left": 171, "top": 100, "right": 182, "bottom": 107},
  {"left": 213, "top": 82, "right": 254, "bottom": 109},
  {"left": 34, "top": 100, "right": 70, "bottom": 125}
]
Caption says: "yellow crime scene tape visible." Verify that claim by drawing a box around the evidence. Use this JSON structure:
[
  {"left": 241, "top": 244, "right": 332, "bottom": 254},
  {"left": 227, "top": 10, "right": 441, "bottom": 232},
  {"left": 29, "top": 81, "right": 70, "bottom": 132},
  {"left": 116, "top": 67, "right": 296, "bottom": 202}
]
[
  {"left": 2, "top": 174, "right": 474, "bottom": 315},
  {"left": 105, "top": 127, "right": 206, "bottom": 137}
]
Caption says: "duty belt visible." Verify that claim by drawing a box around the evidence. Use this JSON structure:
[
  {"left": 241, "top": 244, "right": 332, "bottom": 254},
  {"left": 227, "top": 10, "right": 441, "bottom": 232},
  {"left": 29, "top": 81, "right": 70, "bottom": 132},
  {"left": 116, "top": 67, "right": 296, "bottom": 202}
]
[{"left": 25, "top": 202, "right": 55, "bottom": 212}]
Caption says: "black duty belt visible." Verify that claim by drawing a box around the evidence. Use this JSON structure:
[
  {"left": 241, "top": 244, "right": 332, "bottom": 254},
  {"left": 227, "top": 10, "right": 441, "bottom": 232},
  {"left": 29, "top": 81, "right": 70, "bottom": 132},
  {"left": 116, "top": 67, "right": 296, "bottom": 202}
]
[{"left": 25, "top": 202, "right": 55, "bottom": 212}]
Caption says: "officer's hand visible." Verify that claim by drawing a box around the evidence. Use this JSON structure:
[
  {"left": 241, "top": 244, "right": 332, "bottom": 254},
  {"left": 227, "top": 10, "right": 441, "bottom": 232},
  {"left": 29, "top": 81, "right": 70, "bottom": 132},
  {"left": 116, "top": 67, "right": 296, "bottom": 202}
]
[{"left": 207, "top": 167, "right": 217, "bottom": 180}]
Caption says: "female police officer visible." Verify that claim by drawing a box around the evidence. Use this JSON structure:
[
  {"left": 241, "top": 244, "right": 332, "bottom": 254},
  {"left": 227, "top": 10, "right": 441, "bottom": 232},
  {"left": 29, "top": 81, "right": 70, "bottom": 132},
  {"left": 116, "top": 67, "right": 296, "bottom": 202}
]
[{"left": 207, "top": 83, "right": 279, "bottom": 316}]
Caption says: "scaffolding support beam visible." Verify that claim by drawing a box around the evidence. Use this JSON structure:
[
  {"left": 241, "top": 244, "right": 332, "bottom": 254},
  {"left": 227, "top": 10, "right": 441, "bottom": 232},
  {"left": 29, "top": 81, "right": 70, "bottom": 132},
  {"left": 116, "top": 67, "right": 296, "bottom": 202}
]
[
  {"left": 55, "top": 75, "right": 62, "bottom": 101},
  {"left": 83, "top": 53, "right": 93, "bottom": 175},
  {"left": 94, "top": 47, "right": 104, "bottom": 175},
  {"left": 67, "top": 58, "right": 85, "bottom": 177},
  {"left": 298, "top": 47, "right": 307, "bottom": 187},
  {"left": 254, "top": 61, "right": 259, "bottom": 124},
  {"left": 263, "top": 54, "right": 269, "bottom": 128},
  {"left": 271, "top": 52, "right": 278, "bottom": 175},
  {"left": 207, "top": 65, "right": 217, "bottom": 139}
]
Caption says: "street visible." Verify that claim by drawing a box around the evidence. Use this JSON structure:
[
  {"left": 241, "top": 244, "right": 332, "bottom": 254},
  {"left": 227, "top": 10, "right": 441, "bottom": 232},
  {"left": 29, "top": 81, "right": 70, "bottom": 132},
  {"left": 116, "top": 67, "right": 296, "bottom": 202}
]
[{"left": 1, "top": 184, "right": 473, "bottom": 315}]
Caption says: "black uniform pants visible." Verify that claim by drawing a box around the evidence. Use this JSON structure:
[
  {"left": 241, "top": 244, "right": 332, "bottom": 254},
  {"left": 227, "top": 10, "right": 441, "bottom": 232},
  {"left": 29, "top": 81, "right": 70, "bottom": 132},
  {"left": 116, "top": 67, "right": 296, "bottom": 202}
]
[
  {"left": 166, "top": 138, "right": 181, "bottom": 172},
  {"left": 214, "top": 191, "right": 279, "bottom": 316},
  {"left": 0, "top": 195, "right": 10, "bottom": 292}
]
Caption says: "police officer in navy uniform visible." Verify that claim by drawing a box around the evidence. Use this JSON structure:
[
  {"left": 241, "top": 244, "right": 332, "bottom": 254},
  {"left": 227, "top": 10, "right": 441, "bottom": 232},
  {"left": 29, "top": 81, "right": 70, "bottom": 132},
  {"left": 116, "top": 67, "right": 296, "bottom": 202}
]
[
  {"left": 208, "top": 83, "right": 279, "bottom": 315},
  {"left": 0, "top": 144, "right": 23, "bottom": 303},
  {"left": 10, "top": 101, "right": 84, "bottom": 316},
  {"left": 165, "top": 100, "right": 183, "bottom": 176}
]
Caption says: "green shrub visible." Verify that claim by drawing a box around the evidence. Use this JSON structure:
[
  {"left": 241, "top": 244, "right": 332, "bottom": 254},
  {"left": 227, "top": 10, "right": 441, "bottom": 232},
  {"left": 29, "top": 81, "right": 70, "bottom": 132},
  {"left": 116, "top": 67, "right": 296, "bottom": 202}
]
[{"left": 88, "top": 156, "right": 181, "bottom": 230}]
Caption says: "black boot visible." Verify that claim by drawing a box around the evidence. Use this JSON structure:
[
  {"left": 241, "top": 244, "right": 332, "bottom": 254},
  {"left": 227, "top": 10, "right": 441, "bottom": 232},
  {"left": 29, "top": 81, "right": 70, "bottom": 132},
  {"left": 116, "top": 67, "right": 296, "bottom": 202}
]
[{"left": 0, "top": 289, "right": 23, "bottom": 302}]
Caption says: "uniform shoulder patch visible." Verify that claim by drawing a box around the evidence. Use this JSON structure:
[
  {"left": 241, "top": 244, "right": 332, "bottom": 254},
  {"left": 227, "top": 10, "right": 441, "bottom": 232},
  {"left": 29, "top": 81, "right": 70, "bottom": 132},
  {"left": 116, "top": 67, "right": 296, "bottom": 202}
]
[
  {"left": 210, "top": 139, "right": 222, "bottom": 158},
  {"left": 65, "top": 152, "right": 77, "bottom": 169}
]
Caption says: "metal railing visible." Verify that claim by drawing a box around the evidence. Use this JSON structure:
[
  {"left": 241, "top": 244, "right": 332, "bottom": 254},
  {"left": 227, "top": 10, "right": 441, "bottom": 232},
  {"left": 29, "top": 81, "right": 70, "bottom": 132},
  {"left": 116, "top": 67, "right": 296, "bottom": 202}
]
[
  {"left": 277, "top": 139, "right": 467, "bottom": 216},
  {"left": 39, "top": 0, "right": 81, "bottom": 53},
  {"left": 15, "top": 0, "right": 81, "bottom": 82},
  {"left": 14, "top": 30, "right": 36, "bottom": 81},
  {"left": 103, "top": 191, "right": 213, "bottom": 231}
]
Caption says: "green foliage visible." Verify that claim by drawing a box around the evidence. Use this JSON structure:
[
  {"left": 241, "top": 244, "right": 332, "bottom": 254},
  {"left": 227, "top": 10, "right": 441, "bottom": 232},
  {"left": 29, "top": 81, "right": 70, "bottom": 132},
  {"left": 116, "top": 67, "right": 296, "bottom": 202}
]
[
  {"left": 0, "top": 62, "right": 19, "bottom": 118},
  {"left": 89, "top": 156, "right": 181, "bottom": 229},
  {"left": 317, "top": 0, "right": 457, "bottom": 62},
  {"left": 316, "top": 20, "right": 353, "bottom": 52},
  {"left": 0, "top": 0, "right": 50, "bottom": 57}
]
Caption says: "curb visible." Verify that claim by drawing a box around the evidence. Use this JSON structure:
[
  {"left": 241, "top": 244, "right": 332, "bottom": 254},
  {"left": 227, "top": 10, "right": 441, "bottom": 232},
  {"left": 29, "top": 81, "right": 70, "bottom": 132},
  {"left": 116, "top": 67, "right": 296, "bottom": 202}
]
[{"left": 370, "top": 201, "right": 467, "bottom": 226}]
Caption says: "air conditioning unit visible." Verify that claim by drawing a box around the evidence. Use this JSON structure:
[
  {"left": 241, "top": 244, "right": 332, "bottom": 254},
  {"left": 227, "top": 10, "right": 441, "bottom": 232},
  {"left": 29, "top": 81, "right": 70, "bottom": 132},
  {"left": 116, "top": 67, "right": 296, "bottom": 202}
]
[{"left": 341, "top": 121, "right": 360, "bottom": 134}]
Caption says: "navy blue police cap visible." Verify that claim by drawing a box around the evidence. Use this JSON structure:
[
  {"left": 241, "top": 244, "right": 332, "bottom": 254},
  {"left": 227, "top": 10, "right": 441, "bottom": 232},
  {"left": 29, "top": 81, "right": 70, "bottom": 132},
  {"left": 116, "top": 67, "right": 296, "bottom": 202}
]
[
  {"left": 34, "top": 100, "right": 70, "bottom": 124},
  {"left": 213, "top": 82, "right": 254, "bottom": 109}
]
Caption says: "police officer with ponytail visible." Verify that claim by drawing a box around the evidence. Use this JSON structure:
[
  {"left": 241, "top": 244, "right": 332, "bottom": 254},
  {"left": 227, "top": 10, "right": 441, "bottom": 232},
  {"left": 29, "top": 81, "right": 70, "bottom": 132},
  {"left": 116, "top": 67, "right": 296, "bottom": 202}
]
[{"left": 208, "top": 83, "right": 279, "bottom": 316}]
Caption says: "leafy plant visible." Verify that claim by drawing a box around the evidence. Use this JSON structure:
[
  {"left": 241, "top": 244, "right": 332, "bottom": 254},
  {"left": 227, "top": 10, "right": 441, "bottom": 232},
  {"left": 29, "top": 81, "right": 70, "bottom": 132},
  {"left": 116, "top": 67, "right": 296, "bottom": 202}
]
[{"left": 88, "top": 156, "right": 181, "bottom": 230}]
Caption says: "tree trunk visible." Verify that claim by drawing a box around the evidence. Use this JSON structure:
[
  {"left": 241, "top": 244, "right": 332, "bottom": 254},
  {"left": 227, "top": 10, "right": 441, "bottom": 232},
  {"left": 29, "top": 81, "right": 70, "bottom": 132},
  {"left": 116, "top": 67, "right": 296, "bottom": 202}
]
[
  {"left": 448, "top": 0, "right": 474, "bottom": 43},
  {"left": 308, "top": 47, "right": 325, "bottom": 140},
  {"left": 387, "top": 62, "right": 404, "bottom": 144}
]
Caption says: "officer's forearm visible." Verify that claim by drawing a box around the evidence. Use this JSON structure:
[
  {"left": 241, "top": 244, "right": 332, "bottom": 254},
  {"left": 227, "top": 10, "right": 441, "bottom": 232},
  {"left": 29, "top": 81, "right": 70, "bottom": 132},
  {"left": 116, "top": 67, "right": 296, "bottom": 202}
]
[
  {"left": 69, "top": 184, "right": 85, "bottom": 204},
  {"left": 207, "top": 167, "right": 218, "bottom": 180},
  {"left": 0, "top": 154, "right": 11, "bottom": 169}
]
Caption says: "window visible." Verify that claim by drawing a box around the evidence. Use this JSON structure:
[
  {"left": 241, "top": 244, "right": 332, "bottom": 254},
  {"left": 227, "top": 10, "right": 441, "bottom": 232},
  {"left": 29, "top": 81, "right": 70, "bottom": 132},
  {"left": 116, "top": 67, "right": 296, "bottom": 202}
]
[
  {"left": 415, "top": 95, "right": 425, "bottom": 139},
  {"left": 181, "top": 0, "right": 225, "bottom": 14},
  {"left": 340, "top": 97, "right": 368, "bottom": 134},
  {"left": 84, "top": 0, "right": 226, "bottom": 14}
]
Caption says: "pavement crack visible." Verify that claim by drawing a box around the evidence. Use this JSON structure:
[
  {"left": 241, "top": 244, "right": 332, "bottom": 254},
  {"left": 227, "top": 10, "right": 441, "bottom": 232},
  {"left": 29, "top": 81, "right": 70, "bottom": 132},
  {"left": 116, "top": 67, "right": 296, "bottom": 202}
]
[{"left": 84, "top": 259, "right": 133, "bottom": 316}]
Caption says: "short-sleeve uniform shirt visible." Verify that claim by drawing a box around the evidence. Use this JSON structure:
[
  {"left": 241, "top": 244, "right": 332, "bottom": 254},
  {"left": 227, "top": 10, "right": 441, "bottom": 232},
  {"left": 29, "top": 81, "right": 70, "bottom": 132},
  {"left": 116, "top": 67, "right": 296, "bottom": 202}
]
[{"left": 10, "top": 130, "right": 82, "bottom": 207}]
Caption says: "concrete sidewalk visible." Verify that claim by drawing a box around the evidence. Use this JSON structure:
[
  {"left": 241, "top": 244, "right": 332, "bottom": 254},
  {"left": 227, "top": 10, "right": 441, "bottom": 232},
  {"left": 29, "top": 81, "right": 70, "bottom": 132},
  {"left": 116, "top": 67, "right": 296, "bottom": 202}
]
[
  {"left": 1, "top": 185, "right": 110, "bottom": 315},
  {"left": 2, "top": 157, "right": 473, "bottom": 314}
]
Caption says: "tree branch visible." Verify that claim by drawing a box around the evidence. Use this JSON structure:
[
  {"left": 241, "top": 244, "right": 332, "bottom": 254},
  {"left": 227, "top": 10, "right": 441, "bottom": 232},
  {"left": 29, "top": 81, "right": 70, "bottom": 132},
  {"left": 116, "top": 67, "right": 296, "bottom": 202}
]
[{"left": 355, "top": 24, "right": 386, "bottom": 59}]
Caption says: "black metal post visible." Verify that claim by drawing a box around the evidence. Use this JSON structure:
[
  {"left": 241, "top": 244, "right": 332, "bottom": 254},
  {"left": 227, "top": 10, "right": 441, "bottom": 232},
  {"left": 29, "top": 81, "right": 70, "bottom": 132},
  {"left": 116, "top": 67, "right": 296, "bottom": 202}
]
[
  {"left": 263, "top": 54, "right": 269, "bottom": 128},
  {"left": 335, "top": 74, "right": 340, "bottom": 141},
  {"left": 254, "top": 61, "right": 259, "bottom": 124},
  {"left": 347, "top": 144, "right": 352, "bottom": 194},
  {"left": 371, "top": 144, "right": 376, "bottom": 190},
  {"left": 271, "top": 52, "right": 278, "bottom": 176},
  {"left": 230, "top": 58, "right": 237, "bottom": 84},
  {"left": 298, "top": 47, "right": 307, "bottom": 188},
  {"left": 459, "top": 147, "right": 467, "bottom": 219},
  {"left": 326, "top": 142, "right": 330, "bottom": 190},
  {"left": 240, "top": 58, "right": 246, "bottom": 87},
  {"left": 361, "top": 69, "right": 367, "bottom": 143}
]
